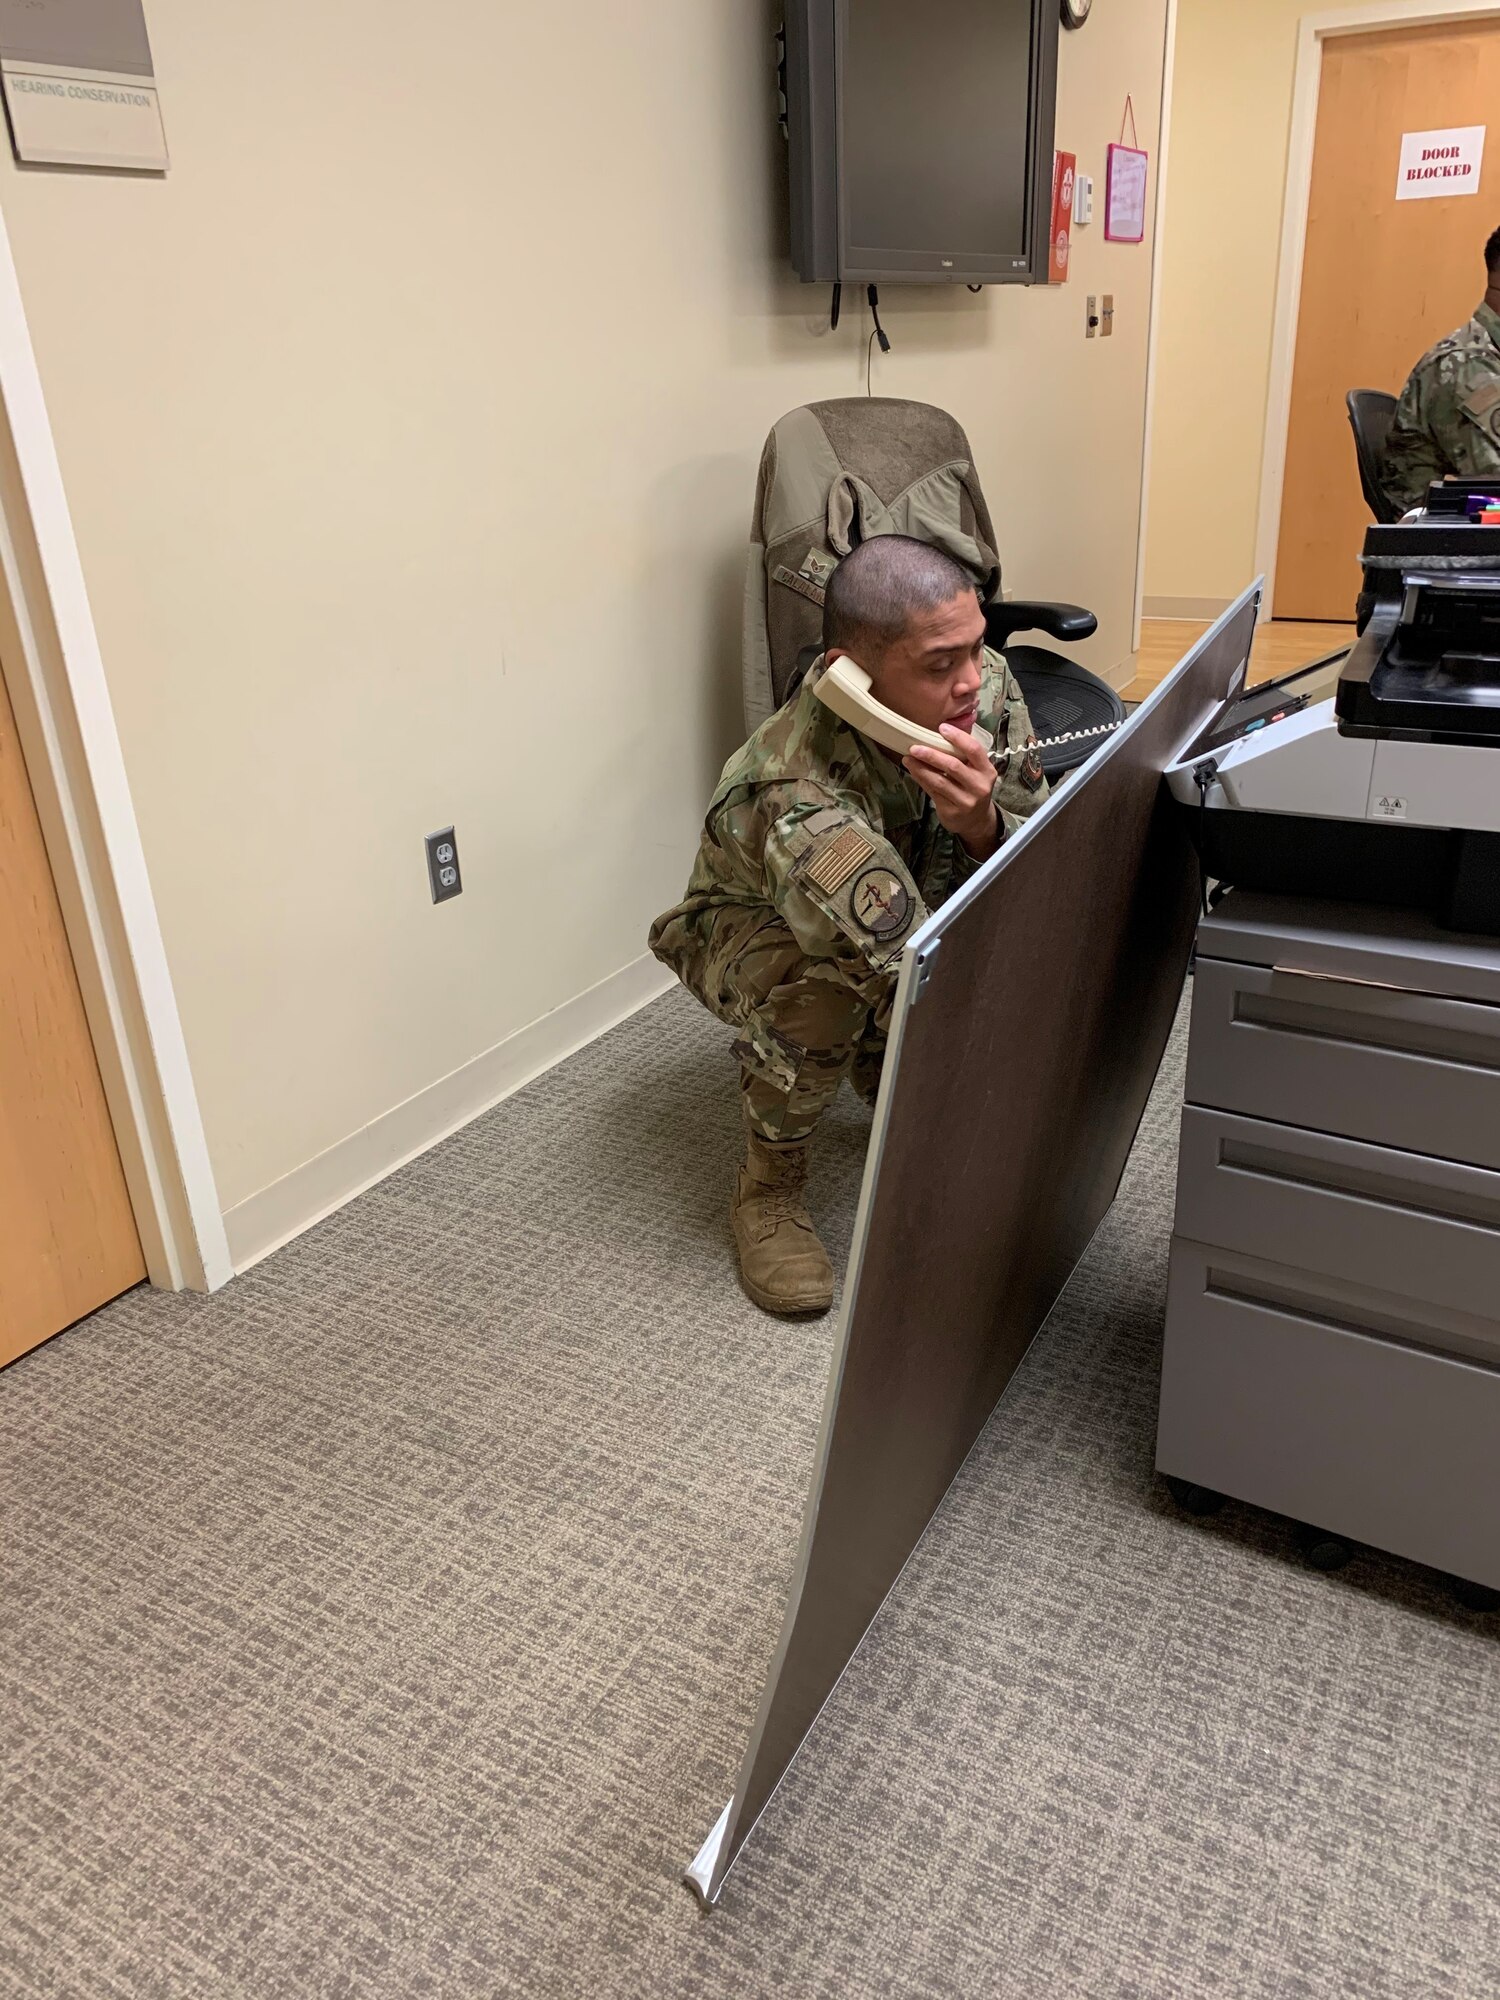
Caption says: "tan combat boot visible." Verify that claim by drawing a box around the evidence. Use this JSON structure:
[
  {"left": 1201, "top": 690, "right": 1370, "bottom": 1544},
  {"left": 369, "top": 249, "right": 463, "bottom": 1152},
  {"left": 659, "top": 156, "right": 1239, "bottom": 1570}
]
[{"left": 731, "top": 1133, "right": 834, "bottom": 1318}]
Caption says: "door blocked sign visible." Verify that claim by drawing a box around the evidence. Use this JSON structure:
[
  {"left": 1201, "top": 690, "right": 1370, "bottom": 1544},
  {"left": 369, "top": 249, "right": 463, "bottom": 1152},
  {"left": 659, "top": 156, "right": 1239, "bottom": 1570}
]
[{"left": 1397, "top": 126, "right": 1485, "bottom": 201}]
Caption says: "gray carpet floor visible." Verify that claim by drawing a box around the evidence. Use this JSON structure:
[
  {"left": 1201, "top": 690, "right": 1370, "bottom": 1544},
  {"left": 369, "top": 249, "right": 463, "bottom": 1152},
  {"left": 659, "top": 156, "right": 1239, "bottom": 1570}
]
[{"left": 3, "top": 989, "right": 1498, "bottom": 1999}]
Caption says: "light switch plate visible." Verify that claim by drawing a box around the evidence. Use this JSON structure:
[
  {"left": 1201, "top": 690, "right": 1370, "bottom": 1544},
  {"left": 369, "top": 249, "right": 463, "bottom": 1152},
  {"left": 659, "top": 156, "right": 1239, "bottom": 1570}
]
[
  {"left": 1086, "top": 294, "right": 1098, "bottom": 338},
  {"left": 1101, "top": 293, "right": 1115, "bottom": 337}
]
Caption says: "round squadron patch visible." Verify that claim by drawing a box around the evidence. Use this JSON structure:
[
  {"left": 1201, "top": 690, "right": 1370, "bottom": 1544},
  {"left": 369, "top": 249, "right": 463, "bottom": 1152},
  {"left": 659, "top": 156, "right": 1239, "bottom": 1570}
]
[
  {"left": 1462, "top": 382, "right": 1500, "bottom": 440},
  {"left": 1021, "top": 742, "right": 1046, "bottom": 792},
  {"left": 850, "top": 867, "right": 912, "bottom": 940}
]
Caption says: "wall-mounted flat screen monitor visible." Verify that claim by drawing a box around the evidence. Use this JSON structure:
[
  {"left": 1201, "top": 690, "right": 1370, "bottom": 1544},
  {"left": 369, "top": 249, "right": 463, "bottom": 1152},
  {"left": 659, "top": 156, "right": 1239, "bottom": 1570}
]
[{"left": 785, "top": 0, "right": 1059, "bottom": 286}]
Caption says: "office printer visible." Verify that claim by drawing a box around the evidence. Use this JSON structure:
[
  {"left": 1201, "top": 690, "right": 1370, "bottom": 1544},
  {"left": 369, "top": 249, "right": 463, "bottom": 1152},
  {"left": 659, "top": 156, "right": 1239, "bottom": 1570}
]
[{"left": 1166, "top": 510, "right": 1500, "bottom": 934}]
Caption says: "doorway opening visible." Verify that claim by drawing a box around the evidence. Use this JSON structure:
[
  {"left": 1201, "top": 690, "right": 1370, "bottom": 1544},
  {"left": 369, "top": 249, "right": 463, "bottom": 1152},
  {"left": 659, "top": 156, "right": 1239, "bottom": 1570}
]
[
  {"left": 0, "top": 203, "right": 230, "bottom": 1357},
  {"left": 1273, "top": 14, "right": 1500, "bottom": 619},
  {"left": 0, "top": 645, "right": 147, "bottom": 1364},
  {"left": 1137, "top": 0, "right": 1500, "bottom": 692}
]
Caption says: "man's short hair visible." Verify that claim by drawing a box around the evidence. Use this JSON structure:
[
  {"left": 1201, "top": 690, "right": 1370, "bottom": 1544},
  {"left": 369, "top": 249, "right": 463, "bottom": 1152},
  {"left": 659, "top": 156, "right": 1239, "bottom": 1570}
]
[
  {"left": 823, "top": 535, "right": 977, "bottom": 661},
  {"left": 1486, "top": 224, "right": 1500, "bottom": 277}
]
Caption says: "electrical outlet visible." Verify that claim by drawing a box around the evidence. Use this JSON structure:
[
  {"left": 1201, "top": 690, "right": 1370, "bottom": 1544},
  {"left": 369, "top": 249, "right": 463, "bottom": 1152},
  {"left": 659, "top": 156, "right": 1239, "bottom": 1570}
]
[
  {"left": 425, "top": 826, "right": 463, "bottom": 904},
  {"left": 1101, "top": 293, "right": 1115, "bottom": 337},
  {"left": 1086, "top": 294, "right": 1098, "bottom": 338}
]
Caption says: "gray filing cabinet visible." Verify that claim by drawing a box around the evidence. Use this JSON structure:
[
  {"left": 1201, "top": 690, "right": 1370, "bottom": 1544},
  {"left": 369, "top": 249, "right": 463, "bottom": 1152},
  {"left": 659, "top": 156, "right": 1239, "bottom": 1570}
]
[{"left": 1157, "top": 891, "right": 1500, "bottom": 1594}]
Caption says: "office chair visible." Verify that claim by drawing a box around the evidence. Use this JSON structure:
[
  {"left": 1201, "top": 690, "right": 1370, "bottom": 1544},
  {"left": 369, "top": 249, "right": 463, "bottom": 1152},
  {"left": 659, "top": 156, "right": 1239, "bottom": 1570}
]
[
  {"left": 742, "top": 398, "right": 1124, "bottom": 781},
  {"left": 1346, "top": 389, "right": 1401, "bottom": 525}
]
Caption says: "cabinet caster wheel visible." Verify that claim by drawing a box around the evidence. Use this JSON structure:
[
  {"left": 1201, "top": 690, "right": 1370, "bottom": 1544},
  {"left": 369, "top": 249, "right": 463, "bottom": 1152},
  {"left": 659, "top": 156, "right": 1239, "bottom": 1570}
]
[
  {"left": 1295, "top": 1523, "right": 1353, "bottom": 1572},
  {"left": 1166, "top": 1475, "right": 1225, "bottom": 1517},
  {"left": 1449, "top": 1576, "right": 1500, "bottom": 1613}
]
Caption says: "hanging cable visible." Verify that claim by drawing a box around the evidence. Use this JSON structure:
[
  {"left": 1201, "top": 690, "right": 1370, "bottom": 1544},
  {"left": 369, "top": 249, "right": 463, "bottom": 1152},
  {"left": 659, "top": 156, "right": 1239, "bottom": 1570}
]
[
  {"left": 1192, "top": 761, "right": 1219, "bottom": 918},
  {"left": 867, "top": 284, "right": 890, "bottom": 353},
  {"left": 865, "top": 284, "right": 889, "bottom": 397},
  {"left": 830, "top": 281, "right": 841, "bottom": 332}
]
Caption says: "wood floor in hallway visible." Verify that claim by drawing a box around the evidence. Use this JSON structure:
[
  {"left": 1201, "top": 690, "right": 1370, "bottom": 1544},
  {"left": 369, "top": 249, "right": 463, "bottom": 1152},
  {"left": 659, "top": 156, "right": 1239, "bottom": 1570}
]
[{"left": 1122, "top": 618, "right": 1352, "bottom": 704}]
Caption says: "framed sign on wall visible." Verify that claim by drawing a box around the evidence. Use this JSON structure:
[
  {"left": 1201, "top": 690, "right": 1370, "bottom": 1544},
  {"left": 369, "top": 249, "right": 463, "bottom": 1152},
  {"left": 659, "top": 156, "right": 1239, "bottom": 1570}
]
[
  {"left": 1105, "top": 143, "right": 1148, "bottom": 241},
  {"left": 0, "top": 0, "right": 167, "bottom": 171},
  {"left": 1105, "top": 94, "right": 1148, "bottom": 244}
]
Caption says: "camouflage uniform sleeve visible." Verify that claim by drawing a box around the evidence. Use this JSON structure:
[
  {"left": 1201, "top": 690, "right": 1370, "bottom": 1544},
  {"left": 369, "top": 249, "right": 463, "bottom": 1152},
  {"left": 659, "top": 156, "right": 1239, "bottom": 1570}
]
[
  {"left": 1382, "top": 361, "right": 1450, "bottom": 514},
  {"left": 989, "top": 655, "right": 1050, "bottom": 825},
  {"left": 716, "top": 790, "right": 925, "bottom": 1015},
  {"left": 946, "top": 809, "right": 1026, "bottom": 895},
  {"left": 916, "top": 653, "right": 1045, "bottom": 901}
]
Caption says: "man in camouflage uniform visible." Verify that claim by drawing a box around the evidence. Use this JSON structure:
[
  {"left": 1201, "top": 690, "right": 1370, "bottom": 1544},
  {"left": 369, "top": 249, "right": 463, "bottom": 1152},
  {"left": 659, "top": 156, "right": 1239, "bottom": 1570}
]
[
  {"left": 1382, "top": 224, "right": 1500, "bottom": 514},
  {"left": 649, "top": 536, "right": 1047, "bottom": 1318}
]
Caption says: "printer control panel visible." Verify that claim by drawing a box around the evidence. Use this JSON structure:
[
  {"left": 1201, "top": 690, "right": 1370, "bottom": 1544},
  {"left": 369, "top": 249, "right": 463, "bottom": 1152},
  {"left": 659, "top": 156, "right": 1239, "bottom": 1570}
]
[{"left": 1181, "top": 651, "right": 1348, "bottom": 764}]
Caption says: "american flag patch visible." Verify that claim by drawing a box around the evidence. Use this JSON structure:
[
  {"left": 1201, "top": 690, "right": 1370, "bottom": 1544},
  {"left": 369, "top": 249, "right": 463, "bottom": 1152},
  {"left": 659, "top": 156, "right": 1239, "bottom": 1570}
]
[{"left": 803, "top": 824, "right": 874, "bottom": 895}]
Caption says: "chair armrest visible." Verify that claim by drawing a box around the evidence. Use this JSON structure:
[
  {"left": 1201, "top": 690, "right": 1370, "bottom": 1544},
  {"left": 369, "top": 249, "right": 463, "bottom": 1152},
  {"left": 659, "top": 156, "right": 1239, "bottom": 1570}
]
[{"left": 985, "top": 600, "right": 1099, "bottom": 648}]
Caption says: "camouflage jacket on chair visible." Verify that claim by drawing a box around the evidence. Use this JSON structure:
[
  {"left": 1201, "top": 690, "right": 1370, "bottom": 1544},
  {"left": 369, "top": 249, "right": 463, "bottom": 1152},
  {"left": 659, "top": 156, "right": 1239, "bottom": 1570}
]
[
  {"left": 743, "top": 399, "right": 1003, "bottom": 733},
  {"left": 649, "top": 650, "right": 1046, "bottom": 1084},
  {"left": 1382, "top": 302, "right": 1500, "bottom": 513}
]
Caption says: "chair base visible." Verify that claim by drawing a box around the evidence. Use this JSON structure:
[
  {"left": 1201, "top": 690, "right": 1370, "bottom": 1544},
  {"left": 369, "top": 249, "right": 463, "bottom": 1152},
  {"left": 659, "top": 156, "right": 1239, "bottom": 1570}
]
[{"left": 1006, "top": 645, "right": 1126, "bottom": 779}]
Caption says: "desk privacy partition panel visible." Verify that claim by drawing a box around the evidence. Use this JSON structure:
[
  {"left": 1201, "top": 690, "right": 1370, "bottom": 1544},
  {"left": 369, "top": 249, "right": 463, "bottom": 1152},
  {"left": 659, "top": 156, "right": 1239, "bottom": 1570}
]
[{"left": 686, "top": 585, "right": 1261, "bottom": 1906}]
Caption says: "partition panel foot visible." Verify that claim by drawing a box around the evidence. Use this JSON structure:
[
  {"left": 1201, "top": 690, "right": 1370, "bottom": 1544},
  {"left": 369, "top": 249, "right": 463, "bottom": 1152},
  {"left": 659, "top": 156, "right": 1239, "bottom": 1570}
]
[{"left": 683, "top": 1800, "right": 733, "bottom": 1907}]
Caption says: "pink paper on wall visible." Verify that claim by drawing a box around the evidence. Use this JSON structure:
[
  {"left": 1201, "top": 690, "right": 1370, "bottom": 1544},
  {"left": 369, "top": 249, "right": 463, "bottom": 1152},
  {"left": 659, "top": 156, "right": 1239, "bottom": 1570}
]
[{"left": 1105, "top": 142, "right": 1148, "bottom": 243}]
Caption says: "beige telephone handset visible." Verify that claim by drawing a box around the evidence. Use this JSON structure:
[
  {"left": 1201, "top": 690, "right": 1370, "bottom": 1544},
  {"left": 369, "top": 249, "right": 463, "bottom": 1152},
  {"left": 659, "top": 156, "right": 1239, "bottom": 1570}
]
[
  {"left": 814, "top": 657, "right": 956, "bottom": 759},
  {"left": 817, "top": 655, "right": 1127, "bottom": 770}
]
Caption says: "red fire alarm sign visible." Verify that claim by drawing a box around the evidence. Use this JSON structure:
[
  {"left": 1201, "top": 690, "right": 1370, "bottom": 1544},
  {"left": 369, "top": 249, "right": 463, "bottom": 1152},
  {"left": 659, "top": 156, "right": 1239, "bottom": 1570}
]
[{"left": 1049, "top": 151, "right": 1076, "bottom": 284}]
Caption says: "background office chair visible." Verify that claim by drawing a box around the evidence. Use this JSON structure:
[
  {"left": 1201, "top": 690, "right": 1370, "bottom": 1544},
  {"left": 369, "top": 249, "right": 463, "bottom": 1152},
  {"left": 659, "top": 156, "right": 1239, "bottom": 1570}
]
[
  {"left": 1346, "top": 388, "right": 1401, "bottom": 525},
  {"left": 743, "top": 397, "right": 1124, "bottom": 781}
]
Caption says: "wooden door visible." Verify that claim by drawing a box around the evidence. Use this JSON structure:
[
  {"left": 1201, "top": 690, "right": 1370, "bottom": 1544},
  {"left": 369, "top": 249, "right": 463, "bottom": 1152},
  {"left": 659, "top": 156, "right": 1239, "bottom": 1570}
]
[
  {"left": 1276, "top": 19, "right": 1500, "bottom": 620},
  {"left": 1, "top": 653, "right": 145, "bottom": 1365}
]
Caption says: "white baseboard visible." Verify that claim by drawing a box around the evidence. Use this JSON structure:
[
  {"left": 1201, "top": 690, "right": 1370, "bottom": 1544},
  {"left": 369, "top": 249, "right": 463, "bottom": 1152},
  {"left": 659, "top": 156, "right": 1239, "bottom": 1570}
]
[
  {"left": 1141, "top": 595, "right": 1232, "bottom": 622},
  {"left": 223, "top": 952, "right": 675, "bottom": 1274}
]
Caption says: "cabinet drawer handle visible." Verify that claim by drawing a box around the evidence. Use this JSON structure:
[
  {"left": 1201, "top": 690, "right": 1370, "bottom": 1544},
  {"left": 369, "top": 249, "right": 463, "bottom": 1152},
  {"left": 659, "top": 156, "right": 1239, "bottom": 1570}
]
[{"left": 1218, "top": 1138, "right": 1500, "bottom": 1233}]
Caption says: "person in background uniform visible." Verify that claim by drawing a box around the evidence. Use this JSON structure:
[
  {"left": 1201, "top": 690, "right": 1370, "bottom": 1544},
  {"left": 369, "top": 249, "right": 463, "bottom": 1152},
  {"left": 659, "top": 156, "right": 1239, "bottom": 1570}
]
[
  {"left": 649, "top": 536, "right": 1048, "bottom": 1319},
  {"left": 1382, "top": 224, "right": 1500, "bottom": 514}
]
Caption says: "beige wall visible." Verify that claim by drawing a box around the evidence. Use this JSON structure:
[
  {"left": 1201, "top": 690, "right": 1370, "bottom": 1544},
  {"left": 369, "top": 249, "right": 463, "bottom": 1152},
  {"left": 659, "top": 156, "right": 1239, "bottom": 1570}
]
[
  {"left": 0, "top": 0, "right": 1168, "bottom": 1227},
  {"left": 1144, "top": 0, "right": 1308, "bottom": 612}
]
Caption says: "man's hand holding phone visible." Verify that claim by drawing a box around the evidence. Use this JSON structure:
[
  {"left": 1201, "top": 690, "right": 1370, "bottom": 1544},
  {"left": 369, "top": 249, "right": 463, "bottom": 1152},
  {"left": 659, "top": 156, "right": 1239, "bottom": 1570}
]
[{"left": 904, "top": 725, "right": 1000, "bottom": 862}]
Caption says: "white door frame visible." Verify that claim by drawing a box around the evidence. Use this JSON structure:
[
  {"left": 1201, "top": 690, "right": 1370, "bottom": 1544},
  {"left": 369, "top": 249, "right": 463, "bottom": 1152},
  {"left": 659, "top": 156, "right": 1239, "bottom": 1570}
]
[
  {"left": 0, "top": 203, "right": 230, "bottom": 1294},
  {"left": 1131, "top": 0, "right": 1181, "bottom": 654},
  {"left": 1253, "top": 0, "right": 1500, "bottom": 615}
]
